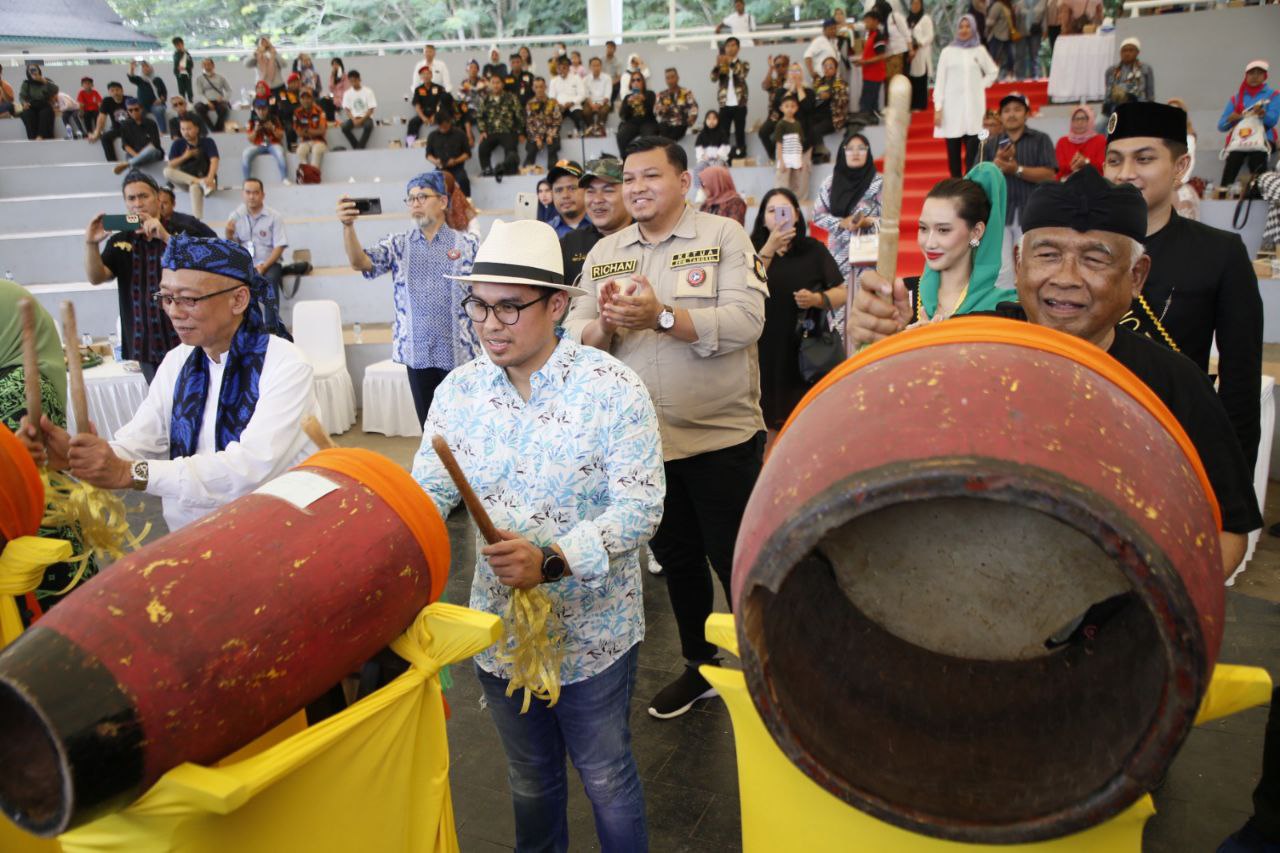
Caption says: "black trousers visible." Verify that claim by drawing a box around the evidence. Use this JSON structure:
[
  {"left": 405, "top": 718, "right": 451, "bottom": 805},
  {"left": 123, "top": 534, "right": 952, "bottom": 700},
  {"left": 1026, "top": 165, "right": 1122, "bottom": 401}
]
[
  {"left": 21, "top": 103, "right": 55, "bottom": 139},
  {"left": 616, "top": 120, "right": 658, "bottom": 159},
  {"left": 405, "top": 366, "right": 448, "bottom": 427},
  {"left": 719, "top": 104, "right": 747, "bottom": 156},
  {"left": 524, "top": 136, "right": 560, "bottom": 168},
  {"left": 946, "top": 135, "right": 979, "bottom": 177},
  {"left": 908, "top": 73, "right": 929, "bottom": 111},
  {"left": 176, "top": 73, "right": 193, "bottom": 102},
  {"left": 445, "top": 163, "right": 471, "bottom": 197},
  {"left": 561, "top": 108, "right": 584, "bottom": 132},
  {"left": 478, "top": 132, "right": 519, "bottom": 175},
  {"left": 1249, "top": 688, "right": 1280, "bottom": 840},
  {"left": 406, "top": 116, "right": 432, "bottom": 140},
  {"left": 100, "top": 128, "right": 121, "bottom": 161},
  {"left": 195, "top": 101, "right": 229, "bottom": 132},
  {"left": 657, "top": 124, "right": 687, "bottom": 142},
  {"left": 859, "top": 80, "right": 883, "bottom": 116},
  {"left": 810, "top": 112, "right": 835, "bottom": 153},
  {"left": 1222, "top": 151, "right": 1269, "bottom": 187},
  {"left": 341, "top": 118, "right": 373, "bottom": 149},
  {"left": 649, "top": 432, "right": 764, "bottom": 663},
  {"left": 758, "top": 118, "right": 777, "bottom": 160}
]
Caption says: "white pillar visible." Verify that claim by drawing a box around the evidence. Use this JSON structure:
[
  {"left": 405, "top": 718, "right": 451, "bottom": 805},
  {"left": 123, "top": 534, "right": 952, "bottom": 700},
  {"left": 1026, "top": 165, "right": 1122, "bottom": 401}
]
[{"left": 587, "top": 0, "right": 623, "bottom": 44}]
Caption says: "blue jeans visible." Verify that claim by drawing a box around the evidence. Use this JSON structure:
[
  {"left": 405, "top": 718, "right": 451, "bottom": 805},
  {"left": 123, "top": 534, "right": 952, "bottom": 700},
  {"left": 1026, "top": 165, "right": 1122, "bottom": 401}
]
[
  {"left": 242, "top": 143, "right": 287, "bottom": 180},
  {"left": 989, "top": 38, "right": 1015, "bottom": 78},
  {"left": 126, "top": 146, "right": 163, "bottom": 168},
  {"left": 148, "top": 104, "right": 167, "bottom": 133},
  {"left": 476, "top": 645, "right": 647, "bottom": 853},
  {"left": 1020, "top": 33, "right": 1042, "bottom": 79}
]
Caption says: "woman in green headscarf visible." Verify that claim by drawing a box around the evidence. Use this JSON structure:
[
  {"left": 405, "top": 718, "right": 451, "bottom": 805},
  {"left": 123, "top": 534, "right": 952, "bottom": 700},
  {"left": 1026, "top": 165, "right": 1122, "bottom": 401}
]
[
  {"left": 911, "top": 161, "right": 1015, "bottom": 324},
  {"left": 0, "top": 279, "right": 96, "bottom": 624}
]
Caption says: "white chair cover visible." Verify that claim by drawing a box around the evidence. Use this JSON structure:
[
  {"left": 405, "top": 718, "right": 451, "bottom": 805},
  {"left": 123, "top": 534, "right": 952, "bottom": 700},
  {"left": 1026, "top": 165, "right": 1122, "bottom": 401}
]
[
  {"left": 362, "top": 360, "right": 422, "bottom": 437},
  {"left": 290, "top": 300, "right": 356, "bottom": 435}
]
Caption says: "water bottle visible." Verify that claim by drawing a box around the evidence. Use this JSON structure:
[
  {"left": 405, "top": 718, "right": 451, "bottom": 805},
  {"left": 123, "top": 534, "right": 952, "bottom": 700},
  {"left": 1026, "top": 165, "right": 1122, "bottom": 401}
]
[
  {"left": 109, "top": 331, "right": 122, "bottom": 362},
  {"left": 352, "top": 322, "right": 363, "bottom": 343},
  {"left": 1202, "top": 181, "right": 1214, "bottom": 200},
  {"left": 80, "top": 332, "right": 92, "bottom": 348},
  {"left": 3, "top": 269, "right": 13, "bottom": 282}
]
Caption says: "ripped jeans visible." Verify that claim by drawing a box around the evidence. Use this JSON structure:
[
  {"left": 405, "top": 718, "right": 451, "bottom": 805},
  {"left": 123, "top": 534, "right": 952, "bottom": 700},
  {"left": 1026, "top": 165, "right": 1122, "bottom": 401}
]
[{"left": 475, "top": 644, "right": 647, "bottom": 852}]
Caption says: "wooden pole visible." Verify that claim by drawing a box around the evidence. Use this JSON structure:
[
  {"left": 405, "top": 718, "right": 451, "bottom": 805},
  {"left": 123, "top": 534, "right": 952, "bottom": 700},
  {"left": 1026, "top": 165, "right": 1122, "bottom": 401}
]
[
  {"left": 18, "top": 298, "right": 43, "bottom": 430},
  {"left": 848, "top": 74, "right": 913, "bottom": 356},
  {"left": 301, "top": 415, "right": 336, "bottom": 450},
  {"left": 59, "top": 301, "right": 90, "bottom": 434},
  {"left": 431, "top": 434, "right": 502, "bottom": 546}
]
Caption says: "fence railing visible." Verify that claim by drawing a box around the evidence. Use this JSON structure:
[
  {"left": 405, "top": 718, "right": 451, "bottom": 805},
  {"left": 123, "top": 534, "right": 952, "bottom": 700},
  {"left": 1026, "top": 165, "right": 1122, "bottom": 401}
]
[{"left": 1122, "top": 0, "right": 1228, "bottom": 15}]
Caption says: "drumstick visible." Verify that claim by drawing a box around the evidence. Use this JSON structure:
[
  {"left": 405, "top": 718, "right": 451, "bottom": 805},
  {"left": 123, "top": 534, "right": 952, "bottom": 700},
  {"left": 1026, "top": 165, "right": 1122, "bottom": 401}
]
[
  {"left": 60, "top": 301, "right": 90, "bottom": 434},
  {"left": 301, "top": 414, "right": 336, "bottom": 450},
  {"left": 431, "top": 434, "right": 501, "bottom": 546},
  {"left": 19, "top": 298, "right": 43, "bottom": 431}
]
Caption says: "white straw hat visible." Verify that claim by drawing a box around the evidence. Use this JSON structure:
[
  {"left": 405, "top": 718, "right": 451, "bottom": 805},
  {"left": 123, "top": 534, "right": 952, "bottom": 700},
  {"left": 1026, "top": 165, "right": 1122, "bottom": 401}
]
[{"left": 446, "top": 219, "right": 587, "bottom": 296}]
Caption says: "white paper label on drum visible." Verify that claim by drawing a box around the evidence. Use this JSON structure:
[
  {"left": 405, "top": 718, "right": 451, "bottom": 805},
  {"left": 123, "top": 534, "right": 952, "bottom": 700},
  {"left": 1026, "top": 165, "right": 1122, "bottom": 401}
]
[{"left": 253, "top": 470, "right": 339, "bottom": 511}]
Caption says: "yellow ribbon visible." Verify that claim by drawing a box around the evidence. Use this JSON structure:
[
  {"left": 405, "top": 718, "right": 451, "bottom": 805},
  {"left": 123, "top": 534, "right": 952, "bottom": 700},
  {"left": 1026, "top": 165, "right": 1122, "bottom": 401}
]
[
  {"left": 495, "top": 587, "right": 564, "bottom": 713},
  {"left": 0, "top": 536, "right": 72, "bottom": 647},
  {"left": 40, "top": 468, "right": 151, "bottom": 593}
]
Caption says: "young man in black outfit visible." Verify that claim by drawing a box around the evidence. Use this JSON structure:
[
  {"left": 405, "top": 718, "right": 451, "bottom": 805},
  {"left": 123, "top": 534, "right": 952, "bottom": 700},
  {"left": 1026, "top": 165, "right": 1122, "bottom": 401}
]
[
  {"left": 88, "top": 81, "right": 129, "bottom": 161},
  {"left": 425, "top": 110, "right": 471, "bottom": 196},
  {"left": 112, "top": 99, "right": 164, "bottom": 175},
  {"left": 407, "top": 65, "right": 454, "bottom": 145}
]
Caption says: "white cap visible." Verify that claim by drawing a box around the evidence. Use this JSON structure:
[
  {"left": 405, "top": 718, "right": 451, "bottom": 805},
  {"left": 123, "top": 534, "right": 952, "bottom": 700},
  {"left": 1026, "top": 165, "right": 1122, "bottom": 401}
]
[
  {"left": 1120, "top": 37, "right": 1140, "bottom": 50},
  {"left": 1246, "top": 59, "right": 1270, "bottom": 74}
]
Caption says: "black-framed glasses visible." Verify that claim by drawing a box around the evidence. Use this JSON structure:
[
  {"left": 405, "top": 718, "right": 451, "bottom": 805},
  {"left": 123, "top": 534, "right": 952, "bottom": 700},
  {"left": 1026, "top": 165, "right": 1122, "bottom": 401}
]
[
  {"left": 405, "top": 192, "right": 443, "bottom": 205},
  {"left": 462, "top": 292, "right": 551, "bottom": 325},
  {"left": 151, "top": 284, "right": 245, "bottom": 310}
]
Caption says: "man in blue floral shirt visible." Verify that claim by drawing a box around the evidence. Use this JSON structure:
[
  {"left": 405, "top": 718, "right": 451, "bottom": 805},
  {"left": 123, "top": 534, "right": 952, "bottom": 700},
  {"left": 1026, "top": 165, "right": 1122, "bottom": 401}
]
[
  {"left": 412, "top": 219, "right": 664, "bottom": 853},
  {"left": 337, "top": 171, "right": 479, "bottom": 427}
]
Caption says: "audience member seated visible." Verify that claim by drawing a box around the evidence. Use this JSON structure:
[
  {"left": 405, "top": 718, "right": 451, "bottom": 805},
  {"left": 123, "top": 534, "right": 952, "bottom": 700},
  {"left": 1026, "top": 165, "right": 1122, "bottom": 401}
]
[
  {"left": 1102, "top": 38, "right": 1155, "bottom": 123},
  {"left": 482, "top": 46, "right": 508, "bottom": 81},
  {"left": 411, "top": 43, "right": 452, "bottom": 92},
  {"left": 158, "top": 184, "right": 176, "bottom": 220},
  {"left": 695, "top": 110, "right": 732, "bottom": 175},
  {"left": 583, "top": 57, "right": 612, "bottom": 137},
  {"left": 1055, "top": 105, "right": 1105, "bottom": 180},
  {"left": 54, "top": 90, "right": 84, "bottom": 139},
  {"left": 549, "top": 55, "right": 587, "bottom": 136},
  {"left": 407, "top": 65, "right": 454, "bottom": 145},
  {"left": 1218, "top": 60, "right": 1279, "bottom": 191},
  {"left": 814, "top": 131, "right": 883, "bottom": 280},
  {"left": 294, "top": 87, "right": 329, "bottom": 175},
  {"left": 524, "top": 77, "right": 563, "bottom": 172},
  {"left": 19, "top": 65, "right": 58, "bottom": 140},
  {"left": 698, "top": 165, "right": 747, "bottom": 225},
  {"left": 127, "top": 59, "right": 168, "bottom": 131},
  {"left": 0, "top": 67, "right": 15, "bottom": 118},
  {"left": 277, "top": 74, "right": 303, "bottom": 147},
  {"left": 569, "top": 50, "right": 588, "bottom": 78},
  {"left": 656, "top": 68, "right": 699, "bottom": 141},
  {"left": 194, "top": 58, "right": 232, "bottom": 132},
  {"left": 456, "top": 60, "right": 483, "bottom": 146},
  {"left": 427, "top": 109, "right": 471, "bottom": 196},
  {"left": 243, "top": 100, "right": 289, "bottom": 183},
  {"left": 166, "top": 95, "right": 208, "bottom": 140},
  {"left": 773, "top": 92, "right": 813, "bottom": 201},
  {"left": 545, "top": 160, "right": 589, "bottom": 237},
  {"left": 476, "top": 73, "right": 523, "bottom": 181},
  {"left": 617, "top": 71, "right": 659, "bottom": 156},
  {"left": 294, "top": 52, "right": 322, "bottom": 93},
  {"left": 811, "top": 56, "right": 849, "bottom": 163},
  {"left": 323, "top": 58, "right": 347, "bottom": 123},
  {"left": 226, "top": 179, "right": 288, "bottom": 295},
  {"left": 89, "top": 81, "right": 128, "bottom": 159},
  {"left": 505, "top": 53, "right": 535, "bottom": 104},
  {"left": 340, "top": 70, "right": 377, "bottom": 150},
  {"left": 536, "top": 179, "right": 555, "bottom": 222},
  {"left": 164, "top": 114, "right": 219, "bottom": 218},
  {"left": 76, "top": 76, "right": 101, "bottom": 133},
  {"left": 112, "top": 98, "right": 164, "bottom": 175}
]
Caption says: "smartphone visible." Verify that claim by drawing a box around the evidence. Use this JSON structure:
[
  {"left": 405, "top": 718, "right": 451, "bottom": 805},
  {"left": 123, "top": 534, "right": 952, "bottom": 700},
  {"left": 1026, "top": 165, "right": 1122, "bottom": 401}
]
[
  {"left": 102, "top": 214, "right": 142, "bottom": 232},
  {"left": 774, "top": 205, "right": 794, "bottom": 232},
  {"left": 350, "top": 197, "right": 383, "bottom": 216},
  {"left": 514, "top": 192, "right": 537, "bottom": 220},
  {"left": 997, "top": 136, "right": 1013, "bottom": 149}
]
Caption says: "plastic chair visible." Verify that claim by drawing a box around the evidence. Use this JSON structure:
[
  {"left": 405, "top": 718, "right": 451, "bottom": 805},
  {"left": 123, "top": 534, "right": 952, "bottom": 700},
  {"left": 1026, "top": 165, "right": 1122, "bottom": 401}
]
[
  {"left": 362, "top": 360, "right": 422, "bottom": 437},
  {"left": 290, "top": 300, "right": 356, "bottom": 435}
]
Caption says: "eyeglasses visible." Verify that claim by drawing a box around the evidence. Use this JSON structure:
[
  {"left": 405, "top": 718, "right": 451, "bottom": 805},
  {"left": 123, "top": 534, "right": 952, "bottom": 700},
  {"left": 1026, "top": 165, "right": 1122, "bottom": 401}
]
[
  {"left": 151, "top": 284, "right": 245, "bottom": 310},
  {"left": 462, "top": 292, "right": 551, "bottom": 325},
  {"left": 405, "top": 193, "right": 442, "bottom": 205}
]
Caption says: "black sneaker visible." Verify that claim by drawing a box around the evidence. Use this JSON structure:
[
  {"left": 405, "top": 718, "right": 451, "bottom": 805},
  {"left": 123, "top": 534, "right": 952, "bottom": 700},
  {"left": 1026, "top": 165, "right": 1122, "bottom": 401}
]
[{"left": 648, "top": 664, "right": 718, "bottom": 719}]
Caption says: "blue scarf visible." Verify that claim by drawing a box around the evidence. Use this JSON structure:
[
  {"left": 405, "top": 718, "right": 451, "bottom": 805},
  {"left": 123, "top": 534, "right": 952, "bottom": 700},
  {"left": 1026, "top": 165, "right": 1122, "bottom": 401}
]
[{"left": 162, "top": 236, "right": 282, "bottom": 459}]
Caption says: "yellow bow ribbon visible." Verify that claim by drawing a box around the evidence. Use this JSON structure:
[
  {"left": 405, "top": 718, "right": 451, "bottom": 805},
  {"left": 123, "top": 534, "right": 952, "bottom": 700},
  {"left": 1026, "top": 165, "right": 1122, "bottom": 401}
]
[{"left": 0, "top": 535, "right": 72, "bottom": 647}]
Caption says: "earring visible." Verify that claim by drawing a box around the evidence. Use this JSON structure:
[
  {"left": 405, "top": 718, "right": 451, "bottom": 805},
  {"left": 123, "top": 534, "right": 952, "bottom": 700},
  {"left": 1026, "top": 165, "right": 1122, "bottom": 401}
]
[{"left": 969, "top": 238, "right": 980, "bottom": 248}]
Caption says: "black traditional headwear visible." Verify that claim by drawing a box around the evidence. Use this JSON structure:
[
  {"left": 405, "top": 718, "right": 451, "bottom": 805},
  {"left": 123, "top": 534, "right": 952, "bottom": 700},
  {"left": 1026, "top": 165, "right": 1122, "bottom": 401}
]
[
  {"left": 1105, "top": 101, "right": 1188, "bottom": 144},
  {"left": 1022, "top": 168, "right": 1148, "bottom": 244}
]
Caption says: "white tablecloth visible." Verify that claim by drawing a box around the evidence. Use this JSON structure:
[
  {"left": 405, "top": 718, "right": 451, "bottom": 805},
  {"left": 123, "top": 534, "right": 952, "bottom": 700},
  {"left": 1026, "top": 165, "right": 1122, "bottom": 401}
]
[
  {"left": 1233, "top": 375, "right": 1275, "bottom": 580},
  {"left": 1047, "top": 33, "right": 1116, "bottom": 103},
  {"left": 361, "top": 360, "right": 422, "bottom": 437},
  {"left": 66, "top": 358, "right": 149, "bottom": 442}
]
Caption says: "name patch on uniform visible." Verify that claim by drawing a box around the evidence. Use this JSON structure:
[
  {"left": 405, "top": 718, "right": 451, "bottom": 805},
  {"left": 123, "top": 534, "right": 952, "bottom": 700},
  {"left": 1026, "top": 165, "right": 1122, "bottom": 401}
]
[
  {"left": 670, "top": 248, "right": 721, "bottom": 269},
  {"left": 590, "top": 260, "right": 638, "bottom": 278}
]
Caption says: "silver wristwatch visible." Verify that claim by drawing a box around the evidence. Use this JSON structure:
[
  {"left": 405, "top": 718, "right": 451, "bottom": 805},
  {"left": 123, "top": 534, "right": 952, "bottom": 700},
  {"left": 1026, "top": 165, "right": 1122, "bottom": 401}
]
[
  {"left": 656, "top": 305, "right": 676, "bottom": 332},
  {"left": 129, "top": 459, "right": 149, "bottom": 491}
]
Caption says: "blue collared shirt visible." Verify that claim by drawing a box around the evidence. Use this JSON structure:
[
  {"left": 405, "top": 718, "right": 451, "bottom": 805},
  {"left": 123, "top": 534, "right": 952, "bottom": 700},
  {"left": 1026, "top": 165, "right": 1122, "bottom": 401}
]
[
  {"left": 363, "top": 225, "right": 480, "bottom": 370},
  {"left": 411, "top": 335, "right": 666, "bottom": 684},
  {"left": 547, "top": 213, "right": 593, "bottom": 239}
]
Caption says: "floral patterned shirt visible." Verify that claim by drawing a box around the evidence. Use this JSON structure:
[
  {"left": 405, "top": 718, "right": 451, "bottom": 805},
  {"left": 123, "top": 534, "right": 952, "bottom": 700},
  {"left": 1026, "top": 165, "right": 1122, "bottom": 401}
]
[
  {"left": 656, "top": 86, "right": 699, "bottom": 129},
  {"left": 363, "top": 225, "right": 480, "bottom": 370},
  {"left": 412, "top": 335, "right": 665, "bottom": 684},
  {"left": 525, "top": 96, "right": 562, "bottom": 145}
]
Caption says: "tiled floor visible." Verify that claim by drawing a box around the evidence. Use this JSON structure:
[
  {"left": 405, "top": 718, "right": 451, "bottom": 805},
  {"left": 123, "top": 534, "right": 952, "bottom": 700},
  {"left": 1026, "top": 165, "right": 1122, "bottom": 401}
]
[{"left": 115, "top": 419, "right": 1277, "bottom": 851}]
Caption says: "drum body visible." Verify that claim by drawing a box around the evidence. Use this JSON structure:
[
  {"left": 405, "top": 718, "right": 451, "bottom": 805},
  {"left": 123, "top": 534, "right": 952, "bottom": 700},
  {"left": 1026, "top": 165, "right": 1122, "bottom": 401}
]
[
  {"left": 0, "top": 449, "right": 450, "bottom": 837},
  {"left": 732, "top": 319, "right": 1224, "bottom": 843}
]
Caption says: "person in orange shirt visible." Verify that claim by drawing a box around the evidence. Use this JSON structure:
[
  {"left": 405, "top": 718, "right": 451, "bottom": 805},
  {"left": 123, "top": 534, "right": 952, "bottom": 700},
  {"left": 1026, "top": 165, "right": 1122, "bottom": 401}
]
[{"left": 293, "top": 87, "right": 328, "bottom": 174}]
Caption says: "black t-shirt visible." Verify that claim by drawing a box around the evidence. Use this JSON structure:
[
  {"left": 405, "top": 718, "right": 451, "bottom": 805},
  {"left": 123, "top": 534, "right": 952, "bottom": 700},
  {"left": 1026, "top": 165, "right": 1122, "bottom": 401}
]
[
  {"left": 119, "top": 117, "right": 161, "bottom": 154},
  {"left": 425, "top": 126, "right": 469, "bottom": 163},
  {"left": 100, "top": 95, "right": 129, "bottom": 129},
  {"left": 991, "top": 304, "right": 1262, "bottom": 534},
  {"left": 411, "top": 83, "right": 454, "bottom": 121},
  {"left": 1122, "top": 211, "right": 1263, "bottom": 468},
  {"left": 560, "top": 222, "right": 605, "bottom": 289}
]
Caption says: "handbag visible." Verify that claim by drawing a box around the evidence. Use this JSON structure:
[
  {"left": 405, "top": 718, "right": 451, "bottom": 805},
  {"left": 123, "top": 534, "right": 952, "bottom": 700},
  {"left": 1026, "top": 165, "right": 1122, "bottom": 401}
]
[
  {"left": 845, "top": 219, "right": 880, "bottom": 266},
  {"left": 1222, "top": 96, "right": 1272, "bottom": 158},
  {"left": 797, "top": 292, "right": 845, "bottom": 385}
]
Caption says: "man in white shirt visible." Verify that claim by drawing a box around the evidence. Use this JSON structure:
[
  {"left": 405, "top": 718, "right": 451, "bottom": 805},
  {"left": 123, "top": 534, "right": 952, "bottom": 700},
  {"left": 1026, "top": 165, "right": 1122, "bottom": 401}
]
[
  {"left": 804, "top": 18, "right": 841, "bottom": 80},
  {"left": 340, "top": 69, "right": 377, "bottom": 149},
  {"left": 410, "top": 43, "right": 452, "bottom": 94},
  {"left": 547, "top": 55, "right": 587, "bottom": 136},
  {"left": 881, "top": 1, "right": 912, "bottom": 80},
  {"left": 583, "top": 56, "right": 612, "bottom": 137},
  {"left": 22, "top": 235, "right": 318, "bottom": 533},
  {"left": 717, "top": 0, "right": 757, "bottom": 47}
]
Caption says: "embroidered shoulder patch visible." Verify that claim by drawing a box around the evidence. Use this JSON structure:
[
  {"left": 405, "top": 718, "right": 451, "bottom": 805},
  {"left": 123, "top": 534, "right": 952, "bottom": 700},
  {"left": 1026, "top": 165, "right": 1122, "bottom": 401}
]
[
  {"left": 752, "top": 254, "right": 767, "bottom": 282},
  {"left": 113, "top": 241, "right": 133, "bottom": 252}
]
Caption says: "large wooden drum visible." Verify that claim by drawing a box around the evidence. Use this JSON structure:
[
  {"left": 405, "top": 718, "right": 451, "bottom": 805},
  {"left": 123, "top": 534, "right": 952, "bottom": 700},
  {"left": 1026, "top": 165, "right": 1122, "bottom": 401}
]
[
  {"left": 0, "top": 448, "right": 450, "bottom": 837},
  {"left": 732, "top": 318, "right": 1225, "bottom": 844}
]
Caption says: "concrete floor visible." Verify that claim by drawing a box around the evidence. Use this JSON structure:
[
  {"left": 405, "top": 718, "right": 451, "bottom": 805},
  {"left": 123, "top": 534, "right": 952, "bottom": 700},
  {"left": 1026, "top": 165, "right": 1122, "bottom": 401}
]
[{"left": 116, "top": 414, "right": 1277, "bottom": 852}]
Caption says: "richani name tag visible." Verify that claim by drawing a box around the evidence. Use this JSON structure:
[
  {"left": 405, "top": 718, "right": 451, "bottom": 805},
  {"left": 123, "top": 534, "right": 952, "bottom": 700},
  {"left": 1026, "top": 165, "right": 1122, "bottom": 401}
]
[{"left": 590, "top": 260, "right": 638, "bottom": 278}]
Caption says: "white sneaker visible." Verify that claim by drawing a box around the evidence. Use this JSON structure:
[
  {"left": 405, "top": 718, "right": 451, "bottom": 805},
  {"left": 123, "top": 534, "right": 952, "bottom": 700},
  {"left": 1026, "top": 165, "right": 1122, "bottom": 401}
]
[
  {"left": 282, "top": 178, "right": 292, "bottom": 186},
  {"left": 645, "top": 545, "right": 663, "bottom": 576}
]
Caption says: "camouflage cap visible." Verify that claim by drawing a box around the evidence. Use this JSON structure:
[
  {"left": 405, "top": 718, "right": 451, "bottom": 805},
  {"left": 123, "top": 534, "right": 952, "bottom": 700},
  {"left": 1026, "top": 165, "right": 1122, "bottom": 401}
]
[{"left": 578, "top": 156, "right": 623, "bottom": 186}]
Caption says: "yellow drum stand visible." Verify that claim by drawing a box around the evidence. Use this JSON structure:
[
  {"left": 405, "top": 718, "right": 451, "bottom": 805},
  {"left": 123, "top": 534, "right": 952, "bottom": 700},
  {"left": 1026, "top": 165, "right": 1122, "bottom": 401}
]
[{"left": 702, "top": 613, "right": 1273, "bottom": 852}]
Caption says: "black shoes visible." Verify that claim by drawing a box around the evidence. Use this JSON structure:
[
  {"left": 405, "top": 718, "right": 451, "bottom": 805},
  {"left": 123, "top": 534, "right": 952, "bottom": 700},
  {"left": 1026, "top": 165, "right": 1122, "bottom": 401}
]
[{"left": 648, "top": 663, "right": 719, "bottom": 719}]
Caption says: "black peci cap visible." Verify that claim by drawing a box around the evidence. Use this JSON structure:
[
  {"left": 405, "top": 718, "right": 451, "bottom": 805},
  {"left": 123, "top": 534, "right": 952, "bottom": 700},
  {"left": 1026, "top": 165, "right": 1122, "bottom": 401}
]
[
  {"left": 1022, "top": 168, "right": 1149, "bottom": 244},
  {"left": 1106, "top": 101, "right": 1187, "bottom": 144}
]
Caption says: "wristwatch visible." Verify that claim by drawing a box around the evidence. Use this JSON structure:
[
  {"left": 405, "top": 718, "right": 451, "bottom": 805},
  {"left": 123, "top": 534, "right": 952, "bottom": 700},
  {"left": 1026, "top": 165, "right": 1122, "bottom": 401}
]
[
  {"left": 540, "top": 546, "right": 567, "bottom": 583},
  {"left": 129, "top": 459, "right": 149, "bottom": 492},
  {"left": 1016, "top": 165, "right": 1025, "bottom": 177},
  {"left": 655, "top": 305, "right": 676, "bottom": 332}
]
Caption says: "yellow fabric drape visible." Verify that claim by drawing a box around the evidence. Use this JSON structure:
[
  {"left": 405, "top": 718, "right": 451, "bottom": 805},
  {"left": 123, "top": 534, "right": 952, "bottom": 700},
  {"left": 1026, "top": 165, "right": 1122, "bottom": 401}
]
[
  {"left": 0, "top": 535, "right": 71, "bottom": 648},
  {"left": 53, "top": 602, "right": 501, "bottom": 853},
  {"left": 702, "top": 613, "right": 1272, "bottom": 853}
]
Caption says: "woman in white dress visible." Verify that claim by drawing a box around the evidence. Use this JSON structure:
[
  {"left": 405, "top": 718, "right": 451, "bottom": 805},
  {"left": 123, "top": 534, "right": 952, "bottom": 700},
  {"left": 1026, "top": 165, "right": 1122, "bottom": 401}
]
[
  {"left": 906, "top": 0, "right": 935, "bottom": 111},
  {"left": 933, "top": 14, "right": 998, "bottom": 177}
]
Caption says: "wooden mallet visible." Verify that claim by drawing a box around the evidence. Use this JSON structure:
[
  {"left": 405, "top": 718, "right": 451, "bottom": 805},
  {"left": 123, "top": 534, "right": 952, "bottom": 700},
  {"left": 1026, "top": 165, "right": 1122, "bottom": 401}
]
[
  {"left": 301, "top": 415, "right": 336, "bottom": 450},
  {"left": 59, "top": 301, "right": 90, "bottom": 434},
  {"left": 18, "top": 298, "right": 42, "bottom": 432},
  {"left": 430, "top": 434, "right": 501, "bottom": 546}
]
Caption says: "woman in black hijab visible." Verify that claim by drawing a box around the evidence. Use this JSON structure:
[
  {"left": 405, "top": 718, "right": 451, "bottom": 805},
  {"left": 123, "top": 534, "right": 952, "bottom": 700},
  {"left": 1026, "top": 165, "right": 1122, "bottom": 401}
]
[{"left": 812, "top": 130, "right": 884, "bottom": 279}]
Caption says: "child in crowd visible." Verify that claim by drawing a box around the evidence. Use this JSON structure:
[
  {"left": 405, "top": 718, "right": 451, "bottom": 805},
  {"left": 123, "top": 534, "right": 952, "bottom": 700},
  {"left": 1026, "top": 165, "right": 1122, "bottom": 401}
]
[
  {"left": 773, "top": 94, "right": 811, "bottom": 200},
  {"left": 77, "top": 77, "right": 101, "bottom": 133},
  {"left": 695, "top": 110, "right": 732, "bottom": 170}
]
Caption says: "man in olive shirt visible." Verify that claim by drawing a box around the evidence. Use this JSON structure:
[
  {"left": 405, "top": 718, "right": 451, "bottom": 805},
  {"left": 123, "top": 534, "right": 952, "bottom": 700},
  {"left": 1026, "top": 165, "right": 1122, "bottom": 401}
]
[{"left": 564, "top": 136, "right": 768, "bottom": 719}]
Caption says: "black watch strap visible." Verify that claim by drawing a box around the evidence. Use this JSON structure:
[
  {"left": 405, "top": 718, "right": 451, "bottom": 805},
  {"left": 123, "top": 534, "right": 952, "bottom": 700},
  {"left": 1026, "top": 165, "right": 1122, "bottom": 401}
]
[{"left": 540, "top": 546, "right": 567, "bottom": 583}]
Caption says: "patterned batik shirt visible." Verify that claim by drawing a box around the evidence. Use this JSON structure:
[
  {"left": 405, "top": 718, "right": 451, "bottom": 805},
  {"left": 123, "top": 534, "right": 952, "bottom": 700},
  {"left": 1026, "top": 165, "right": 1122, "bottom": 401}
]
[
  {"left": 812, "top": 74, "right": 849, "bottom": 130},
  {"left": 710, "top": 58, "right": 750, "bottom": 107},
  {"left": 656, "top": 86, "right": 699, "bottom": 130},
  {"left": 476, "top": 91, "right": 525, "bottom": 136},
  {"left": 412, "top": 335, "right": 666, "bottom": 684},
  {"left": 363, "top": 225, "right": 480, "bottom": 370},
  {"left": 525, "top": 96, "right": 563, "bottom": 145}
]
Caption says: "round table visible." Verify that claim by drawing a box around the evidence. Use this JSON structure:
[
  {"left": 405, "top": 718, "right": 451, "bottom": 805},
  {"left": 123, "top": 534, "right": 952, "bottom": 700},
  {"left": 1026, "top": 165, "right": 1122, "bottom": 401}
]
[
  {"left": 66, "top": 358, "right": 150, "bottom": 442},
  {"left": 1047, "top": 33, "right": 1117, "bottom": 103}
]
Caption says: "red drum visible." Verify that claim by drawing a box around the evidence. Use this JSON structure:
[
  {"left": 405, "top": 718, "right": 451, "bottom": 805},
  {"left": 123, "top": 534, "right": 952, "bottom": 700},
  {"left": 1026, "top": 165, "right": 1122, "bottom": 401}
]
[
  {"left": 0, "top": 448, "right": 449, "bottom": 837},
  {"left": 732, "top": 319, "right": 1225, "bottom": 843}
]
